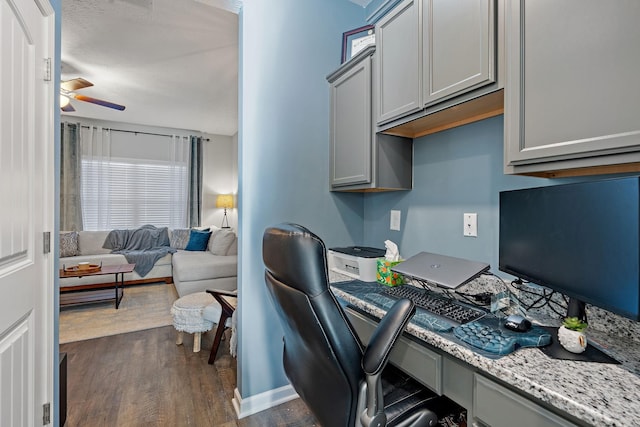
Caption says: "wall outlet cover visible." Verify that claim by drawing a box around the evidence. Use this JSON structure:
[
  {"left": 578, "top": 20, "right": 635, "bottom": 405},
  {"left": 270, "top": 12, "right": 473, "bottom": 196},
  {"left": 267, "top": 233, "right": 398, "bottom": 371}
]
[
  {"left": 463, "top": 213, "right": 477, "bottom": 237},
  {"left": 390, "top": 210, "right": 401, "bottom": 231}
]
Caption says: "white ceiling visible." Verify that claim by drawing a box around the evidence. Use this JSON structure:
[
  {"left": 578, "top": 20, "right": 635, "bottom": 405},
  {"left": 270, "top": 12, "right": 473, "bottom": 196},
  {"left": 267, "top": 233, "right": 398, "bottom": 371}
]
[
  {"left": 61, "top": 0, "right": 370, "bottom": 136},
  {"left": 61, "top": 0, "right": 239, "bottom": 136}
]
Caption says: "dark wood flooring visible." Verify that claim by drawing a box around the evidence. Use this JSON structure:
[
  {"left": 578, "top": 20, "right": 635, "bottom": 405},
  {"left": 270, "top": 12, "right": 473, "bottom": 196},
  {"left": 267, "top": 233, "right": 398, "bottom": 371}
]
[{"left": 60, "top": 325, "right": 318, "bottom": 426}]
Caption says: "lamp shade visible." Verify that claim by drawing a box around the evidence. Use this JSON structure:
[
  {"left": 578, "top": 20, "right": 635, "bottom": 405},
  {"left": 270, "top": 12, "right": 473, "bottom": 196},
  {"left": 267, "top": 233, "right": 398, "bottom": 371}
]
[
  {"left": 216, "top": 194, "right": 234, "bottom": 209},
  {"left": 60, "top": 95, "right": 71, "bottom": 108}
]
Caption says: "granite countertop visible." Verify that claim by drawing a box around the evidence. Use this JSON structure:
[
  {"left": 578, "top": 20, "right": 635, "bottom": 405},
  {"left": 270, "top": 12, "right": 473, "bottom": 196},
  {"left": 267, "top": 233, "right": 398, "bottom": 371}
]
[{"left": 329, "top": 273, "right": 640, "bottom": 427}]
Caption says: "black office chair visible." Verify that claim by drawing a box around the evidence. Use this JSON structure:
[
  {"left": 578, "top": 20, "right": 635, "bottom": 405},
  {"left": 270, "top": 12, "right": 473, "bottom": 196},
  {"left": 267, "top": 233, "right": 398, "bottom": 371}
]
[{"left": 263, "top": 223, "right": 440, "bottom": 427}]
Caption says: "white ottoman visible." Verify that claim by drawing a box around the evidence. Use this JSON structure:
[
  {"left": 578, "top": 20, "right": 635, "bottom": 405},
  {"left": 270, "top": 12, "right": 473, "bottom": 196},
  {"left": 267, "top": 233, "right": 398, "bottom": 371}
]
[
  {"left": 171, "top": 292, "right": 215, "bottom": 352},
  {"left": 202, "top": 303, "right": 233, "bottom": 328}
]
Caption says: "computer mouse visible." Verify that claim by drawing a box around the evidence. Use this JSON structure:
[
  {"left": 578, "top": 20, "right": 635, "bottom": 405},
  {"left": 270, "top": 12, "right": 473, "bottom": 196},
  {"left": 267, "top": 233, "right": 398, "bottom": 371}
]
[{"left": 504, "top": 314, "right": 532, "bottom": 332}]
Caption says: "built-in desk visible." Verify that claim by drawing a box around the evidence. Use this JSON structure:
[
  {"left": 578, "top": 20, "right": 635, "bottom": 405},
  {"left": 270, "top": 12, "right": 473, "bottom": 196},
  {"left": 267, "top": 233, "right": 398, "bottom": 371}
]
[{"left": 330, "top": 280, "right": 640, "bottom": 427}]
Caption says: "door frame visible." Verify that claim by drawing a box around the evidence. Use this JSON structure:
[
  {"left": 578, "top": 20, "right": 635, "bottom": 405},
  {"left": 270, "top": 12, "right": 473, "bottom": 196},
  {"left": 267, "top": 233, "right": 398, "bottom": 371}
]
[{"left": 36, "top": 0, "right": 57, "bottom": 423}]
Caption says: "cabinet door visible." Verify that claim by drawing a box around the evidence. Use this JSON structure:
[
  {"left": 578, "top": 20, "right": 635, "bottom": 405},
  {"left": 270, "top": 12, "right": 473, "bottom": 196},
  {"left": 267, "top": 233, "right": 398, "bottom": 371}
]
[
  {"left": 474, "top": 375, "right": 579, "bottom": 427},
  {"left": 376, "top": 0, "right": 422, "bottom": 124},
  {"left": 330, "top": 55, "right": 372, "bottom": 187},
  {"left": 422, "top": 0, "right": 495, "bottom": 106},
  {"left": 505, "top": 0, "right": 640, "bottom": 171}
]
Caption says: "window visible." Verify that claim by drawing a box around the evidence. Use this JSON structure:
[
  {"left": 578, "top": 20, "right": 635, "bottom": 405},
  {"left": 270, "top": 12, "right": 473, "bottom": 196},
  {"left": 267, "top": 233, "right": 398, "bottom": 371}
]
[{"left": 81, "top": 157, "right": 189, "bottom": 230}]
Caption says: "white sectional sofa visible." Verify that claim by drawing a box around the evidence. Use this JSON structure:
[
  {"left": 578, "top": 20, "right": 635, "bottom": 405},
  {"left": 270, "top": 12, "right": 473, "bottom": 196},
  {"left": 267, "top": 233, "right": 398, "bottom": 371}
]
[
  {"left": 171, "top": 227, "right": 238, "bottom": 297},
  {"left": 172, "top": 250, "right": 237, "bottom": 297},
  {"left": 59, "top": 227, "right": 237, "bottom": 298}
]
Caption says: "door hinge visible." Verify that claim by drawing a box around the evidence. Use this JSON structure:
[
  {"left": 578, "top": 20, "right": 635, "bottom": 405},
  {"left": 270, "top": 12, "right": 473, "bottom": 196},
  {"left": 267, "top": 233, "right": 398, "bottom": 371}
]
[
  {"left": 43, "top": 58, "right": 51, "bottom": 81},
  {"left": 43, "top": 231, "right": 51, "bottom": 254},
  {"left": 42, "top": 402, "right": 51, "bottom": 425}
]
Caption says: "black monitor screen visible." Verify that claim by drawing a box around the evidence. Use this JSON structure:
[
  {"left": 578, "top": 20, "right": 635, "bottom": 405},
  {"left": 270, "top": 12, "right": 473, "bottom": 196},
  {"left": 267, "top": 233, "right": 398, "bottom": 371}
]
[{"left": 499, "top": 177, "right": 640, "bottom": 321}]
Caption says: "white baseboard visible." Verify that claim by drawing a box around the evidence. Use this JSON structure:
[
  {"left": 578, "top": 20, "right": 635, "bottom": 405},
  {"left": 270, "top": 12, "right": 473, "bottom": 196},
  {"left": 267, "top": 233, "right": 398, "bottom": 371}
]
[{"left": 232, "top": 385, "right": 299, "bottom": 419}]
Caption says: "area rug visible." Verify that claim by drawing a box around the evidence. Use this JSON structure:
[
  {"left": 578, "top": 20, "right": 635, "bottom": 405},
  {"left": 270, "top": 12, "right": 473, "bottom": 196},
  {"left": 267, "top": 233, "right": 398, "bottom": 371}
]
[{"left": 59, "top": 282, "right": 179, "bottom": 344}]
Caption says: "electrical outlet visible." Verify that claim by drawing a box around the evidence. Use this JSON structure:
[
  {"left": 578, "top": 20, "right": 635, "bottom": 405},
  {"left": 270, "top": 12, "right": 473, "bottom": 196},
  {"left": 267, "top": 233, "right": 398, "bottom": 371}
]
[
  {"left": 463, "top": 213, "right": 477, "bottom": 237},
  {"left": 390, "top": 210, "right": 401, "bottom": 231}
]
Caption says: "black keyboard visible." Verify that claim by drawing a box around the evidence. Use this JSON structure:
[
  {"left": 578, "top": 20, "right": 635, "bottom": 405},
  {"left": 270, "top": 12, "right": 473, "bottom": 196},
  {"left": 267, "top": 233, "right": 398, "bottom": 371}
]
[{"left": 384, "top": 285, "right": 486, "bottom": 324}]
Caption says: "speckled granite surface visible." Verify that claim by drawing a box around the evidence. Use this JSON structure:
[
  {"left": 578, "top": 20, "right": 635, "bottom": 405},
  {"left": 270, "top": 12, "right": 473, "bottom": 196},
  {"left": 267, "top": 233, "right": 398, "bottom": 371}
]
[{"left": 329, "top": 273, "right": 640, "bottom": 427}]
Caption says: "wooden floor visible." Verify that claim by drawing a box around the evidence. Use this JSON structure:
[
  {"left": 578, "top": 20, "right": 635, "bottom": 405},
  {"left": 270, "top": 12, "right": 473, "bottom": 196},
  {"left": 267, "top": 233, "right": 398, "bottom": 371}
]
[{"left": 60, "top": 325, "right": 318, "bottom": 426}]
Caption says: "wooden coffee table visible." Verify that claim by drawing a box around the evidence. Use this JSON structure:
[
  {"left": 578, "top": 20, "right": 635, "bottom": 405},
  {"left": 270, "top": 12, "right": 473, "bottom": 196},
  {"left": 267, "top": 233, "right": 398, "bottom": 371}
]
[{"left": 60, "top": 263, "right": 136, "bottom": 309}]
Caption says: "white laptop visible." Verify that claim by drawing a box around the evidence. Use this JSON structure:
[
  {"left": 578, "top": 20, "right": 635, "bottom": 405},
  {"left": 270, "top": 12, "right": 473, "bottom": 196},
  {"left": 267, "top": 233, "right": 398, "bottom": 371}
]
[{"left": 391, "top": 252, "right": 489, "bottom": 289}]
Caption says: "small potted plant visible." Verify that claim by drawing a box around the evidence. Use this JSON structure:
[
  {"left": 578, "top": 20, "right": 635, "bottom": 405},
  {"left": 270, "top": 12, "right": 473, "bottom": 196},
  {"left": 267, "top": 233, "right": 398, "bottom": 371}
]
[{"left": 558, "top": 317, "right": 588, "bottom": 353}]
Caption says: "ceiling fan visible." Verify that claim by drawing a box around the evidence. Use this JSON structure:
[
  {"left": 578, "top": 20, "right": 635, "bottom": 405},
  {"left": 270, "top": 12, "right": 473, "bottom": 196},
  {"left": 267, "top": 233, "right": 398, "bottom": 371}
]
[{"left": 60, "top": 78, "right": 126, "bottom": 112}]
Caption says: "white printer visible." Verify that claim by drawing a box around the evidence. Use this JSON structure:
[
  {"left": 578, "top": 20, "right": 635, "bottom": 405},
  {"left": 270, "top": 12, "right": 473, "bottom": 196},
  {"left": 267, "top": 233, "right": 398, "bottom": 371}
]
[{"left": 327, "top": 246, "right": 385, "bottom": 282}]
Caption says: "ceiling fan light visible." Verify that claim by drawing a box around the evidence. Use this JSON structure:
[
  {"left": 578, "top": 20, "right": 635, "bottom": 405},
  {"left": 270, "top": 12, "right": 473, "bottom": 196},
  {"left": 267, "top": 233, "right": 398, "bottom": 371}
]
[{"left": 60, "top": 95, "right": 70, "bottom": 108}]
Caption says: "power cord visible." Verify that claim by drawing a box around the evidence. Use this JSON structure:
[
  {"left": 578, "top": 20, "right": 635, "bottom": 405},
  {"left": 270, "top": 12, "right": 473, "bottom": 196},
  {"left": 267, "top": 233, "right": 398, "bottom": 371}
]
[
  {"left": 454, "top": 290, "right": 492, "bottom": 307},
  {"left": 474, "top": 272, "right": 568, "bottom": 317},
  {"left": 506, "top": 278, "right": 568, "bottom": 317},
  {"left": 410, "top": 278, "right": 492, "bottom": 308}
]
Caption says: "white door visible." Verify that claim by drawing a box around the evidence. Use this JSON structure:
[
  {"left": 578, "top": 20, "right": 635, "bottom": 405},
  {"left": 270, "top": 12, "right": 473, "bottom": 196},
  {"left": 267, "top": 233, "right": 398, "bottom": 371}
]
[{"left": 0, "top": 0, "right": 55, "bottom": 425}]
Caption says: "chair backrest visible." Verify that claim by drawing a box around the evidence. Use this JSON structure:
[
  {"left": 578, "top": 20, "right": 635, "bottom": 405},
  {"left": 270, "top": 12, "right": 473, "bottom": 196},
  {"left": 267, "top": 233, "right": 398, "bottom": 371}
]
[{"left": 263, "top": 223, "right": 365, "bottom": 427}]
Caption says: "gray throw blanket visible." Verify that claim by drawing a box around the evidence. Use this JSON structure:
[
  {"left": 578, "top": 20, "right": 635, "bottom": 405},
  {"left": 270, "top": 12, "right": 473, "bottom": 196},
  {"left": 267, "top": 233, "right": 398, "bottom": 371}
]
[{"left": 103, "top": 224, "right": 176, "bottom": 277}]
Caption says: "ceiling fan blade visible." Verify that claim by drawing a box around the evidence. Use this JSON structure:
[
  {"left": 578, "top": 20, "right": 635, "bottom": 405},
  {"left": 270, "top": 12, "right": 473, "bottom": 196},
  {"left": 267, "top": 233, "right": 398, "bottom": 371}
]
[
  {"left": 61, "top": 77, "right": 93, "bottom": 92},
  {"left": 61, "top": 103, "right": 76, "bottom": 112},
  {"left": 74, "top": 94, "right": 126, "bottom": 111}
]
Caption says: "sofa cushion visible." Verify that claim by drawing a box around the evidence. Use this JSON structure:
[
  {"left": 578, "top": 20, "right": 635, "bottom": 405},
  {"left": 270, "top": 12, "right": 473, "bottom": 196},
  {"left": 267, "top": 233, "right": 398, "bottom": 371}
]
[
  {"left": 226, "top": 237, "right": 237, "bottom": 255},
  {"left": 78, "top": 231, "right": 112, "bottom": 255},
  {"left": 208, "top": 229, "right": 236, "bottom": 255},
  {"left": 170, "top": 228, "right": 191, "bottom": 249},
  {"left": 172, "top": 251, "right": 237, "bottom": 282},
  {"left": 60, "top": 231, "right": 79, "bottom": 257},
  {"left": 185, "top": 229, "right": 212, "bottom": 251}
]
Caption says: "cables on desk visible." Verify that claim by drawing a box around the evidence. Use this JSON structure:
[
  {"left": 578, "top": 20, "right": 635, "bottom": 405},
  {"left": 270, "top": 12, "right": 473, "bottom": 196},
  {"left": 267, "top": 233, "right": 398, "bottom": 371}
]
[{"left": 507, "top": 278, "right": 568, "bottom": 317}]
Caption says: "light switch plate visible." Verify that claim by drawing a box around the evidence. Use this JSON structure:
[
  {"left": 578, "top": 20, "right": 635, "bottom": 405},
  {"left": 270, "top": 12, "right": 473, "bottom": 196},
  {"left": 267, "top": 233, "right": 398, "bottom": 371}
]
[{"left": 390, "top": 210, "right": 401, "bottom": 231}]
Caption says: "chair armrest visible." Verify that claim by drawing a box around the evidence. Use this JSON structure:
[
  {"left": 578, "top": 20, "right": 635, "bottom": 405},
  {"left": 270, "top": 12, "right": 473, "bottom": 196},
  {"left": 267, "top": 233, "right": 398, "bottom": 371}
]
[
  {"left": 362, "top": 298, "right": 415, "bottom": 375},
  {"left": 206, "top": 288, "right": 238, "bottom": 298},
  {"left": 360, "top": 298, "right": 416, "bottom": 427}
]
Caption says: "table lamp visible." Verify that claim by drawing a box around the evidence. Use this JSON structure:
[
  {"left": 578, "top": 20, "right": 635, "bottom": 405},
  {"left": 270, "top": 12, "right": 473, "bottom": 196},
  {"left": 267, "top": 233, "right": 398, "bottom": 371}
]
[{"left": 216, "top": 194, "right": 234, "bottom": 228}]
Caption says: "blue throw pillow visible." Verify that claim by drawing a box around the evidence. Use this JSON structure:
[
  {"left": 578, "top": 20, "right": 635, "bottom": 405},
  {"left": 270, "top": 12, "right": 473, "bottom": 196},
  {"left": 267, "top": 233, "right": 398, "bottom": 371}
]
[{"left": 185, "top": 229, "right": 212, "bottom": 251}]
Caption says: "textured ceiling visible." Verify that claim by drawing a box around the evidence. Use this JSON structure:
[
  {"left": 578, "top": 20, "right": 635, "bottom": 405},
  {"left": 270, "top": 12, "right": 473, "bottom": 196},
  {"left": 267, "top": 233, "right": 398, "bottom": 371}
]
[
  {"left": 61, "top": 0, "right": 239, "bottom": 136},
  {"left": 60, "top": 0, "right": 371, "bottom": 136}
]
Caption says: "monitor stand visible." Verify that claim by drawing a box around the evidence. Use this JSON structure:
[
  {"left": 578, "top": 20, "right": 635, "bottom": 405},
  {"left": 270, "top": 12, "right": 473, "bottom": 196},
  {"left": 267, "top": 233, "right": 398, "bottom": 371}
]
[{"left": 539, "top": 298, "right": 619, "bottom": 364}]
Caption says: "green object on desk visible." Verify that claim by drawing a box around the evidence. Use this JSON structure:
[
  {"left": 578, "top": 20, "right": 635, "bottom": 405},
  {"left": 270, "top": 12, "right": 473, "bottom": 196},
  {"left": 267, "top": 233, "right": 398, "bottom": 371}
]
[{"left": 376, "top": 259, "right": 404, "bottom": 286}]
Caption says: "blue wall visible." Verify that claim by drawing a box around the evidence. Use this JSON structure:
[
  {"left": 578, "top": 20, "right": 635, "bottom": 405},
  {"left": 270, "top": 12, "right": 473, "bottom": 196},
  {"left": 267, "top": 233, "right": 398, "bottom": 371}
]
[
  {"left": 362, "top": 115, "right": 627, "bottom": 274},
  {"left": 239, "top": 0, "right": 365, "bottom": 399},
  {"left": 363, "top": 115, "right": 551, "bottom": 274}
]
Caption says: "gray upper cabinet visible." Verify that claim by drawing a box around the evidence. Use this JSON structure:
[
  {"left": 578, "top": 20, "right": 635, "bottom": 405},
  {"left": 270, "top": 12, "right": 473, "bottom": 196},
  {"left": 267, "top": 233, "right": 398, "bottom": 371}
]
[
  {"left": 329, "top": 52, "right": 373, "bottom": 188},
  {"left": 328, "top": 47, "right": 412, "bottom": 192},
  {"left": 375, "top": 0, "right": 422, "bottom": 124},
  {"left": 422, "top": 0, "right": 495, "bottom": 106},
  {"left": 376, "top": 0, "right": 498, "bottom": 129},
  {"left": 504, "top": 0, "right": 640, "bottom": 176}
]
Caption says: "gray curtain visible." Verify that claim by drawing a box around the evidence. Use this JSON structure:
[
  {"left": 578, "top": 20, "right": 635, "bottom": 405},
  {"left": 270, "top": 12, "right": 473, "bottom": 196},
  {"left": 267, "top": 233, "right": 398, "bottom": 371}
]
[
  {"left": 188, "top": 136, "right": 203, "bottom": 227},
  {"left": 60, "top": 122, "right": 84, "bottom": 231}
]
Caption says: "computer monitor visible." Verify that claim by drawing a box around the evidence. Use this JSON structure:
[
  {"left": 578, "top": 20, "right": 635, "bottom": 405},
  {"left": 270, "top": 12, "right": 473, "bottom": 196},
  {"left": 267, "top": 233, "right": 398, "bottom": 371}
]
[{"left": 499, "top": 177, "right": 640, "bottom": 321}]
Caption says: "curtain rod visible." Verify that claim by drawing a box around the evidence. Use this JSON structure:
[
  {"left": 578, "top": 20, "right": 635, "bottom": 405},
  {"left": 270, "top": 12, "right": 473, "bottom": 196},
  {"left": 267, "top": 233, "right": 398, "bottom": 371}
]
[{"left": 75, "top": 124, "right": 210, "bottom": 141}]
